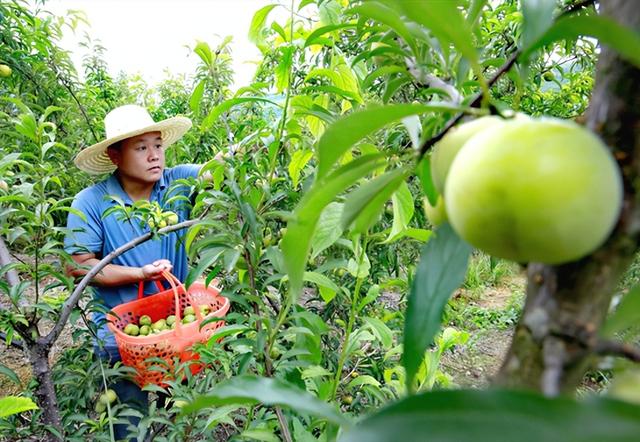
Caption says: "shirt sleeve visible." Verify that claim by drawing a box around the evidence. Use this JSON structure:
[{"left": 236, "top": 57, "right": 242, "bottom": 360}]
[
  {"left": 168, "top": 164, "right": 201, "bottom": 181},
  {"left": 64, "top": 190, "right": 104, "bottom": 255}
]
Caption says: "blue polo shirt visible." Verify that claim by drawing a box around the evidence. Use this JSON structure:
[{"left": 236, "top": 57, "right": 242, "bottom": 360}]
[{"left": 64, "top": 165, "right": 200, "bottom": 348}]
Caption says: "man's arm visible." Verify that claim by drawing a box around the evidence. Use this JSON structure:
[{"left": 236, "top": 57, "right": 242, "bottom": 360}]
[{"left": 67, "top": 253, "right": 172, "bottom": 286}]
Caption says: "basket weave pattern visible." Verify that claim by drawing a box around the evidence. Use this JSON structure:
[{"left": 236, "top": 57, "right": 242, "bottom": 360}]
[{"left": 106, "top": 272, "right": 229, "bottom": 386}]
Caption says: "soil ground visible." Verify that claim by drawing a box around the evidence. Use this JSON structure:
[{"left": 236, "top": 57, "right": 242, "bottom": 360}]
[{"left": 439, "top": 275, "right": 525, "bottom": 388}]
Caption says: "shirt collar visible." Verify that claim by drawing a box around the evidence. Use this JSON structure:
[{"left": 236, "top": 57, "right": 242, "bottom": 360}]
[{"left": 105, "top": 174, "right": 133, "bottom": 205}]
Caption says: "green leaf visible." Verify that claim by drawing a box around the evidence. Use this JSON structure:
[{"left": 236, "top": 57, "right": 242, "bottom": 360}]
[
  {"left": 385, "top": 181, "right": 414, "bottom": 243},
  {"left": 185, "top": 247, "right": 227, "bottom": 288},
  {"left": 305, "top": 62, "right": 363, "bottom": 104},
  {"left": 346, "top": 374, "right": 381, "bottom": 390},
  {"left": 0, "top": 364, "right": 21, "bottom": 386},
  {"left": 358, "top": 284, "right": 381, "bottom": 312},
  {"left": 416, "top": 156, "right": 439, "bottom": 206},
  {"left": 319, "top": 0, "right": 341, "bottom": 26},
  {"left": 349, "top": 3, "right": 418, "bottom": 54},
  {"left": 341, "top": 167, "right": 410, "bottom": 233},
  {"left": 189, "top": 80, "right": 206, "bottom": 114},
  {"left": 276, "top": 45, "right": 295, "bottom": 93},
  {"left": 241, "top": 429, "right": 279, "bottom": 442},
  {"left": 316, "top": 103, "right": 462, "bottom": 179},
  {"left": 362, "top": 66, "right": 407, "bottom": 91},
  {"left": 401, "top": 115, "right": 421, "bottom": 150},
  {"left": 249, "top": 4, "right": 279, "bottom": 47},
  {"left": 0, "top": 153, "right": 21, "bottom": 170},
  {"left": 208, "top": 324, "right": 251, "bottom": 342},
  {"left": 362, "top": 317, "right": 393, "bottom": 349},
  {"left": 602, "top": 285, "right": 640, "bottom": 336},
  {"left": 521, "top": 0, "right": 556, "bottom": 50},
  {"left": 339, "top": 389, "right": 640, "bottom": 442},
  {"left": 522, "top": 15, "right": 640, "bottom": 68},
  {"left": 391, "top": 0, "right": 479, "bottom": 67},
  {"left": 403, "top": 223, "right": 472, "bottom": 390},
  {"left": 303, "top": 271, "right": 340, "bottom": 303},
  {"left": 304, "top": 24, "right": 356, "bottom": 48},
  {"left": 0, "top": 396, "right": 38, "bottom": 418},
  {"left": 203, "top": 97, "right": 280, "bottom": 129},
  {"left": 311, "top": 202, "right": 344, "bottom": 259},
  {"left": 282, "top": 154, "right": 387, "bottom": 300},
  {"left": 289, "top": 149, "right": 314, "bottom": 189},
  {"left": 194, "top": 41, "right": 213, "bottom": 67},
  {"left": 185, "top": 375, "right": 349, "bottom": 426}
]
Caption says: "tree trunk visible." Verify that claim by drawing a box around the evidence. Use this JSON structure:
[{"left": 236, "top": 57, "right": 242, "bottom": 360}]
[
  {"left": 28, "top": 341, "right": 62, "bottom": 440},
  {"left": 497, "top": 0, "right": 640, "bottom": 394}
]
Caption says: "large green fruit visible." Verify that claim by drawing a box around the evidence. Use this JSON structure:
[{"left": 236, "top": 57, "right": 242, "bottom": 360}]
[
  {"left": 430, "top": 116, "right": 504, "bottom": 194},
  {"left": 423, "top": 196, "right": 447, "bottom": 227},
  {"left": 445, "top": 118, "right": 622, "bottom": 264}
]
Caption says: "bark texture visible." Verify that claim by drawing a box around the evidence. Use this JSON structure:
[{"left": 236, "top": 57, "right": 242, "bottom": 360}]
[
  {"left": 497, "top": 0, "right": 640, "bottom": 394},
  {"left": 29, "top": 342, "right": 61, "bottom": 440}
]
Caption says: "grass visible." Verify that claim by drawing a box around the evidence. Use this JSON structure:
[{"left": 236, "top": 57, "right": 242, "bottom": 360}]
[{"left": 463, "top": 252, "right": 520, "bottom": 295}]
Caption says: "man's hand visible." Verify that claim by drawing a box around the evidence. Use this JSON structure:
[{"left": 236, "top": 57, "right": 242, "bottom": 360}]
[{"left": 141, "top": 259, "right": 173, "bottom": 280}]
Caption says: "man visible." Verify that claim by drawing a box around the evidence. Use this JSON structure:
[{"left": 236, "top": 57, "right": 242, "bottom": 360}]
[{"left": 65, "top": 104, "right": 200, "bottom": 439}]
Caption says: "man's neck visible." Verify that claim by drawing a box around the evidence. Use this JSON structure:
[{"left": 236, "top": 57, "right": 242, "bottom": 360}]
[{"left": 115, "top": 173, "right": 154, "bottom": 202}]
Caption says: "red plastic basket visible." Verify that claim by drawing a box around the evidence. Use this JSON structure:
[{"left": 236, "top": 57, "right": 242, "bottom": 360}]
[{"left": 106, "top": 271, "right": 229, "bottom": 387}]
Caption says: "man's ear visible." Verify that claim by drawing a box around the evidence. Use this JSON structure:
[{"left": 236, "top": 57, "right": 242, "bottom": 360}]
[{"left": 106, "top": 146, "right": 121, "bottom": 167}]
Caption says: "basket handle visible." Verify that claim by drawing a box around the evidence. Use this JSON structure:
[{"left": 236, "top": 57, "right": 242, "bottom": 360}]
[
  {"left": 161, "top": 271, "right": 204, "bottom": 336},
  {"left": 137, "top": 279, "right": 167, "bottom": 300}
]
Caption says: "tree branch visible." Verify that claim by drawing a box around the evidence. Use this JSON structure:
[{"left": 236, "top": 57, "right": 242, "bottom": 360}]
[
  {"left": 42, "top": 219, "right": 200, "bottom": 347},
  {"left": 0, "top": 331, "right": 24, "bottom": 350},
  {"left": 418, "top": 51, "right": 520, "bottom": 157},
  {"left": 559, "top": 0, "right": 598, "bottom": 19},
  {"left": 594, "top": 339, "right": 640, "bottom": 362}
]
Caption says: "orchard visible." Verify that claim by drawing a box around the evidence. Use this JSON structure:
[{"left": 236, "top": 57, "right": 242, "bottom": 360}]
[{"left": 2, "top": 1, "right": 640, "bottom": 441}]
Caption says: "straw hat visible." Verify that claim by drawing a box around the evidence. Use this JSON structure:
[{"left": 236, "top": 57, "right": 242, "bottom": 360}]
[{"left": 74, "top": 105, "right": 192, "bottom": 174}]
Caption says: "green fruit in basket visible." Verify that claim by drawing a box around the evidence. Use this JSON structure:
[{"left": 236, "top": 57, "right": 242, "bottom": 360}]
[
  {"left": 200, "top": 305, "right": 211, "bottom": 316},
  {"left": 184, "top": 306, "right": 195, "bottom": 316},
  {"left": 139, "top": 325, "right": 151, "bottom": 336},
  {"left": 139, "top": 315, "right": 152, "bottom": 326},
  {"left": 182, "top": 314, "right": 196, "bottom": 324},
  {"left": 166, "top": 315, "right": 176, "bottom": 326},
  {"left": 124, "top": 323, "right": 140, "bottom": 336},
  {"left": 152, "top": 319, "right": 167, "bottom": 331},
  {"left": 169, "top": 321, "right": 176, "bottom": 329}
]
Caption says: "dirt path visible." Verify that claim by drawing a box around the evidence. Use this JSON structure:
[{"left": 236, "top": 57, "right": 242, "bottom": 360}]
[{"left": 440, "top": 275, "right": 526, "bottom": 388}]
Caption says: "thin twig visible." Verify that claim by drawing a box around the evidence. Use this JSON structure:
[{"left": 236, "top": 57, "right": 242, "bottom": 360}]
[
  {"left": 275, "top": 406, "right": 293, "bottom": 442},
  {"left": 559, "top": 0, "right": 598, "bottom": 19},
  {"left": 49, "top": 64, "right": 99, "bottom": 143},
  {"left": 594, "top": 339, "right": 640, "bottom": 362},
  {"left": 418, "top": 51, "right": 520, "bottom": 157}
]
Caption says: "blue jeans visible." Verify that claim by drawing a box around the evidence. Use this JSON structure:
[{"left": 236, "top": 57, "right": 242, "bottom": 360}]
[{"left": 95, "top": 345, "right": 148, "bottom": 441}]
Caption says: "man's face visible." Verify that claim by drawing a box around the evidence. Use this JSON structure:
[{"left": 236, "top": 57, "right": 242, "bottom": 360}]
[{"left": 108, "top": 131, "right": 164, "bottom": 185}]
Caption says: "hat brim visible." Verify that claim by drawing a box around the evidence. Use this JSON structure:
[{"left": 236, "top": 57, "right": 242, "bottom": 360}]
[{"left": 74, "top": 116, "right": 192, "bottom": 175}]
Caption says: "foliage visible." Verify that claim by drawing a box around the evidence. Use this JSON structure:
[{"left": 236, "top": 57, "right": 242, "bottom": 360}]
[{"left": 2, "top": 0, "right": 640, "bottom": 440}]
